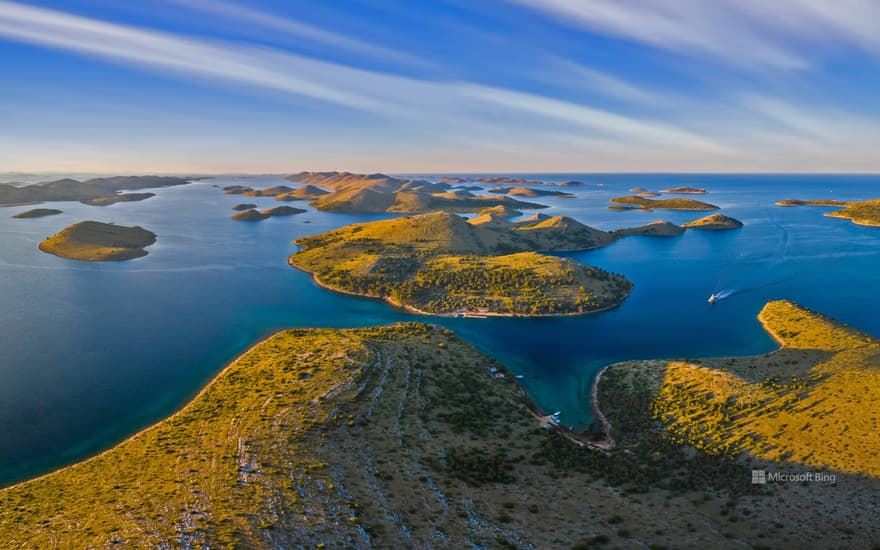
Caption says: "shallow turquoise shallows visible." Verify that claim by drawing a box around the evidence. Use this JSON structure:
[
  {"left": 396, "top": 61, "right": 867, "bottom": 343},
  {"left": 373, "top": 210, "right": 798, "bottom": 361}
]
[{"left": 2, "top": 173, "right": 880, "bottom": 487}]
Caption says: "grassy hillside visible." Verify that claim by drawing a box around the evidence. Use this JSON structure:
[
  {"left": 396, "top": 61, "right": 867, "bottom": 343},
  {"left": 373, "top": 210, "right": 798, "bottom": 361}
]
[
  {"left": 612, "top": 300, "right": 880, "bottom": 477},
  {"left": 609, "top": 195, "right": 719, "bottom": 210},
  {"left": 4, "top": 320, "right": 877, "bottom": 547},
  {"left": 39, "top": 221, "right": 156, "bottom": 261},
  {"left": 289, "top": 212, "right": 631, "bottom": 316},
  {"left": 824, "top": 199, "right": 880, "bottom": 226}
]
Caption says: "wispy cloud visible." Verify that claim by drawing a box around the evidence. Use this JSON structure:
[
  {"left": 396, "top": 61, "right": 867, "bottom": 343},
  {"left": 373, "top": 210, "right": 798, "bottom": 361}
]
[{"left": 504, "top": 0, "right": 880, "bottom": 70}]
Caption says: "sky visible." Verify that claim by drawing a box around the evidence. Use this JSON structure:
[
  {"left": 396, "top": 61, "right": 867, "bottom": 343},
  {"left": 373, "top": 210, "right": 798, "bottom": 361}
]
[{"left": 1, "top": 0, "right": 879, "bottom": 174}]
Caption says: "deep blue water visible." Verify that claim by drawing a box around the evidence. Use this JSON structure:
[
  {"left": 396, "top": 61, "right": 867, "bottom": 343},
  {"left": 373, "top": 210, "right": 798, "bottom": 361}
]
[{"left": 2, "top": 173, "right": 880, "bottom": 487}]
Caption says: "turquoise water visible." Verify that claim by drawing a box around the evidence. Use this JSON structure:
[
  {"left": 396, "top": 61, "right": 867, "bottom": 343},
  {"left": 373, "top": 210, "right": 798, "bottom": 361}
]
[{"left": 2, "top": 173, "right": 880, "bottom": 487}]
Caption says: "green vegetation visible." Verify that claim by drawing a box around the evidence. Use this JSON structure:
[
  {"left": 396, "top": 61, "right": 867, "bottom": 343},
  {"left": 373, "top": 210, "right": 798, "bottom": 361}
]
[
  {"left": 275, "top": 184, "right": 330, "bottom": 201},
  {"left": 289, "top": 212, "right": 631, "bottom": 316},
  {"left": 0, "top": 175, "right": 190, "bottom": 206},
  {"left": 681, "top": 213, "right": 743, "bottom": 230},
  {"left": 39, "top": 221, "right": 156, "bottom": 261},
  {"left": 11, "top": 208, "right": 62, "bottom": 219},
  {"left": 608, "top": 300, "right": 880, "bottom": 477},
  {"left": 1, "top": 319, "right": 875, "bottom": 547},
  {"left": 609, "top": 195, "right": 718, "bottom": 211}
]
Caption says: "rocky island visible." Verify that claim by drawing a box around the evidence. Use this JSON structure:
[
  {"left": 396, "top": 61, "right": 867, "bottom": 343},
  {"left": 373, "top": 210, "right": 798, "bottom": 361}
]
[
  {"left": 289, "top": 212, "right": 631, "bottom": 317},
  {"left": 39, "top": 221, "right": 157, "bottom": 261},
  {"left": 609, "top": 195, "right": 719, "bottom": 211},
  {"left": 659, "top": 186, "right": 707, "bottom": 194},
  {"left": 0, "top": 175, "right": 191, "bottom": 207},
  {"left": 11, "top": 208, "right": 62, "bottom": 219}
]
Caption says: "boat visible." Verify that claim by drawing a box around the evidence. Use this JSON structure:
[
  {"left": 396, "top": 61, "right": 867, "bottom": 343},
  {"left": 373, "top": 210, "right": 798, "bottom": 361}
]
[{"left": 708, "top": 293, "right": 717, "bottom": 304}]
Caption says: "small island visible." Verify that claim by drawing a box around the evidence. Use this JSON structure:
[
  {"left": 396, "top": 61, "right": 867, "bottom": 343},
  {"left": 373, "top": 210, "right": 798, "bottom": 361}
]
[
  {"left": 609, "top": 195, "right": 719, "bottom": 211},
  {"left": 612, "top": 221, "right": 685, "bottom": 237},
  {"left": 289, "top": 212, "right": 632, "bottom": 317},
  {"left": 231, "top": 203, "right": 258, "bottom": 211},
  {"left": 12, "top": 208, "right": 62, "bottom": 219},
  {"left": 558, "top": 180, "right": 587, "bottom": 187},
  {"left": 681, "top": 213, "right": 743, "bottom": 230},
  {"left": 231, "top": 206, "right": 306, "bottom": 221},
  {"left": 39, "top": 221, "right": 156, "bottom": 261},
  {"left": 659, "top": 186, "right": 707, "bottom": 194},
  {"left": 775, "top": 198, "right": 848, "bottom": 207}
]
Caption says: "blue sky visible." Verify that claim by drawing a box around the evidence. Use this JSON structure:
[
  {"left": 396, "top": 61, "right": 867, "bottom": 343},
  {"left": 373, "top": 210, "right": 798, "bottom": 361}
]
[{"left": 1, "top": 0, "right": 879, "bottom": 173}]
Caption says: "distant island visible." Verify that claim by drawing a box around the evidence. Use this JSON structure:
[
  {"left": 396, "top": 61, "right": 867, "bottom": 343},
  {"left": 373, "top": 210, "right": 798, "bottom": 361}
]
[
  {"left": 659, "top": 186, "right": 707, "bottom": 194},
  {"left": 231, "top": 203, "right": 258, "bottom": 211},
  {"left": 12, "top": 208, "right": 62, "bottom": 219},
  {"left": 609, "top": 195, "right": 719, "bottom": 211},
  {"left": 492, "top": 187, "right": 574, "bottom": 198},
  {"left": 276, "top": 172, "right": 547, "bottom": 213},
  {"left": 39, "top": 221, "right": 156, "bottom": 261},
  {"left": 289, "top": 212, "right": 632, "bottom": 317},
  {"left": 681, "top": 213, "right": 743, "bottom": 230},
  {"left": 274, "top": 184, "right": 330, "bottom": 201},
  {"left": 231, "top": 206, "right": 306, "bottom": 221},
  {"left": 777, "top": 198, "right": 880, "bottom": 227},
  {"left": 612, "top": 220, "right": 685, "bottom": 237},
  {"left": 0, "top": 175, "right": 191, "bottom": 207}
]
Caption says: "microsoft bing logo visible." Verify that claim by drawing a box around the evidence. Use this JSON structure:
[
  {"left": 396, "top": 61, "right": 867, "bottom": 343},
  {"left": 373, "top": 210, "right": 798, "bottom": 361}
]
[{"left": 751, "top": 470, "right": 766, "bottom": 484}]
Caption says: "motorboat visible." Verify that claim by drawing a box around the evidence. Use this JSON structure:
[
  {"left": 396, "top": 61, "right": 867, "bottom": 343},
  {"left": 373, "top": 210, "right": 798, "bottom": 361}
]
[{"left": 708, "top": 293, "right": 717, "bottom": 304}]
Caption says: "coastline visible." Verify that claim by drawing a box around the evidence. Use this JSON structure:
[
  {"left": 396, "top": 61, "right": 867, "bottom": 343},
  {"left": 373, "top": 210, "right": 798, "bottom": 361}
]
[
  {"left": 0, "top": 331, "right": 285, "bottom": 491},
  {"left": 287, "top": 255, "right": 631, "bottom": 319}
]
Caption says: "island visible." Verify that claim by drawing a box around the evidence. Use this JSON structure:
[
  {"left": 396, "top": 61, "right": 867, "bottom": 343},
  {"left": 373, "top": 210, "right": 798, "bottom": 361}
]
[
  {"left": 609, "top": 195, "right": 719, "bottom": 211},
  {"left": 681, "top": 213, "right": 743, "bottom": 230},
  {"left": 659, "top": 186, "right": 707, "bottom": 194},
  {"left": 0, "top": 175, "right": 191, "bottom": 206},
  {"left": 281, "top": 172, "right": 549, "bottom": 213},
  {"left": 231, "top": 203, "right": 258, "bottom": 211},
  {"left": 558, "top": 180, "right": 587, "bottom": 187},
  {"left": 38, "top": 221, "right": 156, "bottom": 261},
  {"left": 231, "top": 206, "right": 306, "bottom": 221},
  {"left": 11, "top": 208, "right": 62, "bottom": 219},
  {"left": 289, "top": 212, "right": 631, "bottom": 316},
  {"left": 2, "top": 308, "right": 877, "bottom": 548},
  {"left": 612, "top": 220, "right": 685, "bottom": 237},
  {"left": 496, "top": 187, "right": 574, "bottom": 198},
  {"left": 777, "top": 198, "right": 880, "bottom": 227}
]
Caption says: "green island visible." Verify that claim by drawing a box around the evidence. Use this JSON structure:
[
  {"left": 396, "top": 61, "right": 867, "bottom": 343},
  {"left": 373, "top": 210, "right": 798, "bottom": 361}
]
[
  {"left": 231, "top": 206, "right": 306, "bottom": 221},
  {"left": 277, "top": 171, "right": 547, "bottom": 213},
  {"left": 681, "top": 213, "right": 743, "bottom": 230},
  {"left": 289, "top": 212, "right": 631, "bottom": 316},
  {"left": 11, "top": 208, "right": 62, "bottom": 219},
  {"left": 0, "top": 175, "right": 191, "bottom": 207},
  {"left": 609, "top": 195, "right": 719, "bottom": 211},
  {"left": 491, "top": 186, "right": 574, "bottom": 198},
  {"left": 39, "top": 221, "right": 157, "bottom": 261},
  {"left": 776, "top": 198, "right": 880, "bottom": 227},
  {"left": 3, "top": 313, "right": 877, "bottom": 547}
]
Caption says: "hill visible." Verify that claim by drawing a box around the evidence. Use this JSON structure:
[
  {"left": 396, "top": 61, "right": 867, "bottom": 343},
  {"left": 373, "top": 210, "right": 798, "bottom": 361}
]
[
  {"left": 774, "top": 198, "right": 880, "bottom": 227},
  {"left": 289, "top": 212, "right": 631, "bottom": 316},
  {"left": 682, "top": 213, "right": 744, "bottom": 230},
  {"left": 282, "top": 171, "right": 547, "bottom": 214},
  {"left": 609, "top": 195, "right": 719, "bottom": 211},
  {"left": 3, "top": 321, "right": 877, "bottom": 547},
  {"left": 11, "top": 208, "right": 62, "bottom": 219},
  {"left": 659, "top": 186, "right": 707, "bottom": 194},
  {"left": 0, "top": 176, "right": 190, "bottom": 206},
  {"left": 275, "top": 184, "right": 330, "bottom": 201},
  {"left": 39, "top": 221, "right": 156, "bottom": 261},
  {"left": 612, "top": 221, "right": 685, "bottom": 237},
  {"left": 600, "top": 300, "right": 880, "bottom": 477}
]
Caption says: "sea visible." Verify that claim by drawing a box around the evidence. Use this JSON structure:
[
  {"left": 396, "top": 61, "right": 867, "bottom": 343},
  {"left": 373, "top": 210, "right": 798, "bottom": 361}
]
[{"left": 1, "top": 173, "right": 879, "bottom": 487}]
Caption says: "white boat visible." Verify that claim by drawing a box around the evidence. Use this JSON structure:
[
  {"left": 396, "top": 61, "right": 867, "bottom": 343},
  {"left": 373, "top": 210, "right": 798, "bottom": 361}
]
[{"left": 708, "top": 293, "right": 717, "bottom": 304}]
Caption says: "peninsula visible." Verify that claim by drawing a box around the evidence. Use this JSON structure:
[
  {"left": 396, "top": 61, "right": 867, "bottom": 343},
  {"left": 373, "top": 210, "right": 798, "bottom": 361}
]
[
  {"left": 2, "top": 315, "right": 876, "bottom": 548},
  {"left": 776, "top": 197, "right": 880, "bottom": 227},
  {"left": 289, "top": 212, "right": 631, "bottom": 316},
  {"left": 0, "top": 176, "right": 191, "bottom": 207},
  {"left": 39, "top": 221, "right": 156, "bottom": 261}
]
